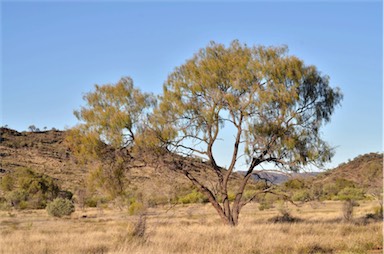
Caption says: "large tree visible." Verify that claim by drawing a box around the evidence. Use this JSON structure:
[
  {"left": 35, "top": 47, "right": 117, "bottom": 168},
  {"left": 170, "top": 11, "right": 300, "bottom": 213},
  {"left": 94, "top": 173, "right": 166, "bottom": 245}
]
[
  {"left": 67, "top": 77, "right": 156, "bottom": 198},
  {"left": 152, "top": 40, "right": 342, "bottom": 226}
]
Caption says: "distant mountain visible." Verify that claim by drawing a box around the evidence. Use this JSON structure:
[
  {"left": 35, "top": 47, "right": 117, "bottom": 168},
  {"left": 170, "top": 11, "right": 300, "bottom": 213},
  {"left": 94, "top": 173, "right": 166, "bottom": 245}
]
[{"left": 238, "top": 170, "right": 320, "bottom": 184}]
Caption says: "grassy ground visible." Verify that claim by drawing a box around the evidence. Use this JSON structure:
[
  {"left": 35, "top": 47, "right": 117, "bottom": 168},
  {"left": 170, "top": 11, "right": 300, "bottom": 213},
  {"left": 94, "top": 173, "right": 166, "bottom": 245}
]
[{"left": 0, "top": 201, "right": 382, "bottom": 254}]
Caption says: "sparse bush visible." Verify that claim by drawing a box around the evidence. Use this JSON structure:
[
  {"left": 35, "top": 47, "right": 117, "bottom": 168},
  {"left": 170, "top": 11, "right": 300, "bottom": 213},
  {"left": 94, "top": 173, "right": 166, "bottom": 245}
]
[
  {"left": 337, "top": 187, "right": 365, "bottom": 201},
  {"left": 178, "top": 190, "right": 208, "bottom": 204},
  {"left": 258, "top": 193, "right": 277, "bottom": 210},
  {"left": 284, "top": 179, "right": 305, "bottom": 189},
  {"left": 128, "top": 197, "right": 146, "bottom": 216},
  {"left": 342, "top": 199, "right": 355, "bottom": 222},
  {"left": 227, "top": 191, "right": 236, "bottom": 202},
  {"left": 292, "top": 189, "right": 311, "bottom": 202},
  {"left": 46, "top": 198, "right": 75, "bottom": 217},
  {"left": 243, "top": 189, "right": 258, "bottom": 201},
  {"left": 269, "top": 210, "right": 301, "bottom": 223},
  {"left": 85, "top": 196, "right": 99, "bottom": 207},
  {"left": 269, "top": 202, "right": 302, "bottom": 223}
]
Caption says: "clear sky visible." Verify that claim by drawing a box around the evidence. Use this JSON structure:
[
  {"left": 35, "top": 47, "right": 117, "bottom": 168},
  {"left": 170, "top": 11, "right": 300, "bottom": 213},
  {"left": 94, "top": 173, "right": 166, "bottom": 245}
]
[{"left": 1, "top": 1, "right": 382, "bottom": 169}]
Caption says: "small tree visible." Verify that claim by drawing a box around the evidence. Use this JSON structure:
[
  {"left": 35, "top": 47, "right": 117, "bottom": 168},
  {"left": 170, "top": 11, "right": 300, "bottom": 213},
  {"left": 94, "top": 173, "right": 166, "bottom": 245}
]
[
  {"left": 28, "top": 125, "right": 39, "bottom": 132},
  {"left": 67, "top": 77, "right": 156, "bottom": 199},
  {"left": 151, "top": 40, "right": 342, "bottom": 226}
]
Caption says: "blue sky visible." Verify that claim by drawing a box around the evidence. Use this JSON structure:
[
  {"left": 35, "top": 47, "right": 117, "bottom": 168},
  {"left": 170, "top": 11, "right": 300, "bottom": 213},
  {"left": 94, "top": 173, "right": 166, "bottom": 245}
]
[{"left": 1, "top": 1, "right": 382, "bottom": 169}]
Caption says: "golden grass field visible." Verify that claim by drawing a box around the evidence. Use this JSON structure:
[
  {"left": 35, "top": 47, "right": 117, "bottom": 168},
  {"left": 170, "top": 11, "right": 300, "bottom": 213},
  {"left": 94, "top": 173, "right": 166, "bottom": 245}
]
[{"left": 0, "top": 201, "right": 382, "bottom": 254}]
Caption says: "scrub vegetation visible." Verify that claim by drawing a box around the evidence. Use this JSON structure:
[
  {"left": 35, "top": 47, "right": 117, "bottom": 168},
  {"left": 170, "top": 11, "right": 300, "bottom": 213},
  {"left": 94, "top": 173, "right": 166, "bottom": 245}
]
[{"left": 0, "top": 40, "right": 382, "bottom": 253}]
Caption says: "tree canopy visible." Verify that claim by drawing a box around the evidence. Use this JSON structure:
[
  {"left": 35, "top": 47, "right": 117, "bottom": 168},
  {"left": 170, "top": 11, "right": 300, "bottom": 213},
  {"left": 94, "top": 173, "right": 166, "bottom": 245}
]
[
  {"left": 73, "top": 77, "right": 156, "bottom": 149},
  {"left": 68, "top": 40, "right": 342, "bottom": 225},
  {"left": 67, "top": 77, "right": 155, "bottom": 198},
  {"left": 151, "top": 40, "right": 342, "bottom": 225}
]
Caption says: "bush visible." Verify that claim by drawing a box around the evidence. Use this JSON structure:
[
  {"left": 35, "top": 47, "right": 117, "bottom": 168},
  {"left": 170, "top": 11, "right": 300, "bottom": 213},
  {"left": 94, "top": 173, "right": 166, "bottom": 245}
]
[
  {"left": 2, "top": 168, "right": 65, "bottom": 209},
  {"left": 292, "top": 190, "right": 311, "bottom": 202},
  {"left": 128, "top": 200, "right": 145, "bottom": 215},
  {"left": 337, "top": 187, "right": 365, "bottom": 201},
  {"left": 46, "top": 198, "right": 75, "bottom": 217},
  {"left": 178, "top": 190, "right": 208, "bottom": 204},
  {"left": 5, "top": 190, "right": 28, "bottom": 208},
  {"left": 258, "top": 193, "right": 277, "bottom": 211}
]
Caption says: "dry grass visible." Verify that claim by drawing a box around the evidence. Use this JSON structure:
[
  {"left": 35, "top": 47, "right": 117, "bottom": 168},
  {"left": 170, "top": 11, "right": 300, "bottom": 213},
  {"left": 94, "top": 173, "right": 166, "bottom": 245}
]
[{"left": 0, "top": 201, "right": 382, "bottom": 254}]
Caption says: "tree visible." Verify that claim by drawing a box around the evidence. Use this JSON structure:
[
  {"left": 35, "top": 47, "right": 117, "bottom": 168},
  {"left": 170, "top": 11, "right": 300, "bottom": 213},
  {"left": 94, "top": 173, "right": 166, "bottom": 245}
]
[
  {"left": 151, "top": 40, "right": 342, "bottom": 226},
  {"left": 28, "top": 125, "right": 39, "bottom": 132},
  {"left": 67, "top": 77, "right": 156, "bottom": 198}
]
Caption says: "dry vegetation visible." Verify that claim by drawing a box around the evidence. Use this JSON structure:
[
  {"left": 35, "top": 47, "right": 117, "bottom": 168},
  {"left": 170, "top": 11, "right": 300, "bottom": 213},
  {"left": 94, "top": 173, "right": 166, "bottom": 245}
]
[
  {"left": 0, "top": 201, "right": 382, "bottom": 254},
  {"left": 1, "top": 129, "right": 383, "bottom": 253}
]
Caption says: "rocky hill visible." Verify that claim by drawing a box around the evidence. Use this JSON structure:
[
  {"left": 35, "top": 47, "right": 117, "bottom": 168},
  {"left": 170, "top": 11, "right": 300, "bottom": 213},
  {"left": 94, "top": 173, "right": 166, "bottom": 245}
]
[
  {"left": 0, "top": 128, "right": 80, "bottom": 190},
  {"left": 1, "top": 127, "right": 382, "bottom": 201},
  {"left": 314, "top": 152, "right": 383, "bottom": 193},
  {"left": 0, "top": 128, "right": 240, "bottom": 203}
]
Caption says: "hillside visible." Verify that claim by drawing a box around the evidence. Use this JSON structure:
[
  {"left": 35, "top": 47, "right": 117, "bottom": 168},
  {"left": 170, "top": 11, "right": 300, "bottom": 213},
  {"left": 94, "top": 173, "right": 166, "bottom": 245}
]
[
  {"left": 1, "top": 127, "right": 382, "bottom": 203},
  {"left": 0, "top": 128, "right": 84, "bottom": 190},
  {"left": 314, "top": 153, "right": 383, "bottom": 193},
  {"left": 0, "top": 128, "right": 240, "bottom": 203}
]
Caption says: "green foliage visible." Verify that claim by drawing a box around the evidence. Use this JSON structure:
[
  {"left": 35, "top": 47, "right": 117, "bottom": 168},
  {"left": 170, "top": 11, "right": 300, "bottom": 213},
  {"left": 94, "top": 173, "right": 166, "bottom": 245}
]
[
  {"left": 69, "top": 40, "right": 342, "bottom": 225},
  {"left": 1, "top": 174, "right": 14, "bottom": 191},
  {"left": 68, "top": 77, "right": 156, "bottom": 199},
  {"left": 373, "top": 206, "right": 383, "bottom": 218},
  {"left": 292, "top": 189, "right": 311, "bottom": 202},
  {"left": 73, "top": 76, "right": 156, "bottom": 150},
  {"left": 336, "top": 187, "right": 365, "bottom": 201},
  {"left": 284, "top": 179, "right": 306, "bottom": 190},
  {"left": 128, "top": 197, "right": 146, "bottom": 215},
  {"left": 83, "top": 195, "right": 108, "bottom": 208},
  {"left": 243, "top": 189, "right": 259, "bottom": 201},
  {"left": 46, "top": 198, "right": 75, "bottom": 217},
  {"left": 5, "top": 190, "right": 28, "bottom": 209},
  {"left": 258, "top": 193, "right": 278, "bottom": 210},
  {"left": 178, "top": 190, "right": 209, "bottom": 204},
  {"left": 0, "top": 168, "right": 70, "bottom": 210},
  {"left": 153, "top": 40, "right": 342, "bottom": 170}
]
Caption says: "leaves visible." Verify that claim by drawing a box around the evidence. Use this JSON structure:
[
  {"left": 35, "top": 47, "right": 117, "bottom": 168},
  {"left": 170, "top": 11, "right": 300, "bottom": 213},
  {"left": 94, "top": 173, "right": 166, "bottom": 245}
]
[
  {"left": 68, "top": 77, "right": 156, "bottom": 199},
  {"left": 74, "top": 77, "right": 156, "bottom": 149},
  {"left": 155, "top": 40, "right": 342, "bottom": 171}
]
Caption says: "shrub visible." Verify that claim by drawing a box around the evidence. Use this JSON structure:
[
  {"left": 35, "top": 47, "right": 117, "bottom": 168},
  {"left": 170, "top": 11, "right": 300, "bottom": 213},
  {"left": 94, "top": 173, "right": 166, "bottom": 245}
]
[
  {"left": 269, "top": 203, "right": 302, "bottom": 223},
  {"left": 85, "top": 196, "right": 99, "bottom": 207},
  {"left": 178, "top": 190, "right": 208, "bottom": 204},
  {"left": 5, "top": 190, "right": 28, "bottom": 208},
  {"left": 0, "top": 174, "right": 14, "bottom": 191},
  {"left": 46, "top": 198, "right": 75, "bottom": 217},
  {"left": 292, "top": 190, "right": 311, "bottom": 202},
  {"left": 2, "top": 168, "right": 65, "bottom": 209},
  {"left": 337, "top": 187, "right": 365, "bottom": 201},
  {"left": 128, "top": 200, "right": 145, "bottom": 215},
  {"left": 258, "top": 193, "right": 277, "bottom": 210}
]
